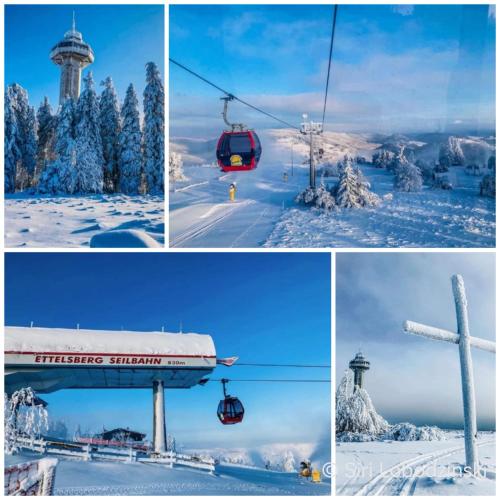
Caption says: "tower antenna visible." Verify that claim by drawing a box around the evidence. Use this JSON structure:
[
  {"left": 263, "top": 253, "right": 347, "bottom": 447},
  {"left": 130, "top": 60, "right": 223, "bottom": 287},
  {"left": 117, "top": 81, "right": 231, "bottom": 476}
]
[{"left": 72, "top": 11, "right": 76, "bottom": 32}]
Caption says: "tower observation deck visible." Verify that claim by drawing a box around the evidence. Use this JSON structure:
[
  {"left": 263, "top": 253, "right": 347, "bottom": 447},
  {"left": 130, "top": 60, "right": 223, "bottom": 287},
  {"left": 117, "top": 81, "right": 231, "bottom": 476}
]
[
  {"left": 50, "top": 14, "right": 94, "bottom": 104},
  {"left": 349, "top": 351, "right": 370, "bottom": 390}
]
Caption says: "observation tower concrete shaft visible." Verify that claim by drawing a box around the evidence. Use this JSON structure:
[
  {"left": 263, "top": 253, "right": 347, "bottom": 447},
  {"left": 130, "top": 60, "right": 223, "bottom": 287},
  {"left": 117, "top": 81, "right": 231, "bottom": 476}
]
[
  {"left": 349, "top": 351, "right": 370, "bottom": 390},
  {"left": 50, "top": 14, "right": 94, "bottom": 104}
]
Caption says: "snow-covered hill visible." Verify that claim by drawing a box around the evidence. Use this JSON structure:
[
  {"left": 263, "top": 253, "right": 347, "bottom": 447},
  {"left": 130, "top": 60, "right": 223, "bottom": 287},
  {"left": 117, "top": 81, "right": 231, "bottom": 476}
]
[
  {"left": 5, "top": 194, "right": 164, "bottom": 248},
  {"left": 169, "top": 130, "right": 495, "bottom": 248}
]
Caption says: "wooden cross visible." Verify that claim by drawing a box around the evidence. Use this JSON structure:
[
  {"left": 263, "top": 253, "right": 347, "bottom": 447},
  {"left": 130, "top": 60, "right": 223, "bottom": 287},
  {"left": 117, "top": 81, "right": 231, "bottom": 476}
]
[{"left": 403, "top": 274, "right": 495, "bottom": 476}]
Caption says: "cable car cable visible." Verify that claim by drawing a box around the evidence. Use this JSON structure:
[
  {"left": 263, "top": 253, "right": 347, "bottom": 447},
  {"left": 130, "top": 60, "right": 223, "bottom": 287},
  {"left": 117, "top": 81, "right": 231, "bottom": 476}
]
[
  {"left": 169, "top": 58, "right": 300, "bottom": 130},
  {"left": 321, "top": 5, "right": 339, "bottom": 129}
]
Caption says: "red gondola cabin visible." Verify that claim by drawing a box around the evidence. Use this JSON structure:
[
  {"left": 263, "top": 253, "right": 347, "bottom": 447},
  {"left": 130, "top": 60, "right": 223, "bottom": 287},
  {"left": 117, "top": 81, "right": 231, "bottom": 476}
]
[
  {"left": 217, "top": 396, "right": 245, "bottom": 425},
  {"left": 216, "top": 131, "right": 262, "bottom": 172}
]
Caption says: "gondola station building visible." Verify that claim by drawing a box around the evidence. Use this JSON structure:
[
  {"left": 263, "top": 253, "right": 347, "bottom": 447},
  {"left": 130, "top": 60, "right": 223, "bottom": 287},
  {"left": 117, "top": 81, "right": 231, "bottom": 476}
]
[{"left": 5, "top": 326, "right": 217, "bottom": 455}]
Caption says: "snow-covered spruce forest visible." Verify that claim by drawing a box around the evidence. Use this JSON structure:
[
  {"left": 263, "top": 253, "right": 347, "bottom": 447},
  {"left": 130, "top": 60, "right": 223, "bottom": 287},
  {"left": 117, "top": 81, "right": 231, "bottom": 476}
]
[
  {"left": 5, "top": 62, "right": 164, "bottom": 196},
  {"left": 297, "top": 136, "right": 495, "bottom": 212}
]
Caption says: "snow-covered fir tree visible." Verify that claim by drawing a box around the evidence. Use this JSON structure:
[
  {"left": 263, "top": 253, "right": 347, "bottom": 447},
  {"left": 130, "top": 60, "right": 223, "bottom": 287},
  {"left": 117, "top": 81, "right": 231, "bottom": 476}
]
[
  {"left": 4, "top": 84, "right": 38, "bottom": 191},
  {"left": 439, "top": 136, "right": 464, "bottom": 168},
  {"left": 372, "top": 149, "right": 392, "bottom": 169},
  {"left": 394, "top": 161, "right": 423, "bottom": 192},
  {"left": 280, "top": 451, "right": 297, "bottom": 472},
  {"left": 99, "top": 77, "right": 122, "bottom": 192},
  {"left": 480, "top": 166, "right": 495, "bottom": 198},
  {"left": 38, "top": 98, "right": 78, "bottom": 194},
  {"left": 36, "top": 97, "right": 57, "bottom": 180},
  {"left": 449, "top": 136, "right": 465, "bottom": 165},
  {"left": 487, "top": 155, "right": 495, "bottom": 171},
  {"left": 335, "top": 155, "right": 379, "bottom": 208},
  {"left": 387, "top": 146, "right": 407, "bottom": 173},
  {"left": 20, "top": 105, "right": 38, "bottom": 189},
  {"left": 336, "top": 366, "right": 445, "bottom": 442},
  {"left": 335, "top": 370, "right": 389, "bottom": 437},
  {"left": 415, "top": 159, "right": 434, "bottom": 184},
  {"left": 296, "top": 182, "right": 336, "bottom": 210},
  {"left": 74, "top": 72, "right": 104, "bottom": 193},
  {"left": 47, "top": 420, "right": 68, "bottom": 440},
  {"left": 143, "top": 62, "right": 165, "bottom": 194},
  {"left": 119, "top": 84, "right": 142, "bottom": 195},
  {"left": 4, "top": 88, "right": 21, "bottom": 193},
  {"left": 169, "top": 151, "right": 187, "bottom": 183},
  {"left": 4, "top": 388, "right": 48, "bottom": 454},
  {"left": 167, "top": 434, "right": 176, "bottom": 452}
]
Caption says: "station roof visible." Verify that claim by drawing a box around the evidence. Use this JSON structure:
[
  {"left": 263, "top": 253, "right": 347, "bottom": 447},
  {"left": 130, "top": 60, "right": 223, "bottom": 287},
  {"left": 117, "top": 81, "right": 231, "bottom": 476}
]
[{"left": 5, "top": 326, "right": 215, "bottom": 358}]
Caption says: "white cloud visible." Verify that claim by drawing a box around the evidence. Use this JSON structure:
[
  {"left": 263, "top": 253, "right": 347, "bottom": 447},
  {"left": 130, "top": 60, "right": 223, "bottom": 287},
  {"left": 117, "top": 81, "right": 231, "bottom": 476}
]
[{"left": 392, "top": 5, "right": 415, "bottom": 17}]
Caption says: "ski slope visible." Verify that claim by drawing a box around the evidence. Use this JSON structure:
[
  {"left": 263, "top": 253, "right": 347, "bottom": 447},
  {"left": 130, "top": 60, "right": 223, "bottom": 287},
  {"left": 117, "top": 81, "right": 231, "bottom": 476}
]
[
  {"left": 7, "top": 457, "right": 328, "bottom": 496},
  {"left": 5, "top": 194, "right": 164, "bottom": 248},
  {"left": 53, "top": 461, "right": 330, "bottom": 495},
  {"left": 169, "top": 164, "right": 298, "bottom": 248},
  {"left": 336, "top": 431, "right": 496, "bottom": 496},
  {"left": 169, "top": 131, "right": 495, "bottom": 248}
]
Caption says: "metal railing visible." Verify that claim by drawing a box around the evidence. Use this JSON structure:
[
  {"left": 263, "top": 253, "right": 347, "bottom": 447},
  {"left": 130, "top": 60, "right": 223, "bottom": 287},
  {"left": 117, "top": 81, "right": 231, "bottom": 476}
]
[
  {"left": 4, "top": 458, "right": 58, "bottom": 496},
  {"left": 50, "top": 44, "right": 94, "bottom": 61},
  {"left": 13, "top": 437, "right": 215, "bottom": 472}
]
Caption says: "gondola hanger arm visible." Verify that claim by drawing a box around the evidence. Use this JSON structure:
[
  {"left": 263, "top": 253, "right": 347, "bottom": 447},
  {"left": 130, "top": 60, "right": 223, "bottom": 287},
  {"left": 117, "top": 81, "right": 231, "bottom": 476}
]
[{"left": 221, "top": 96, "right": 246, "bottom": 132}]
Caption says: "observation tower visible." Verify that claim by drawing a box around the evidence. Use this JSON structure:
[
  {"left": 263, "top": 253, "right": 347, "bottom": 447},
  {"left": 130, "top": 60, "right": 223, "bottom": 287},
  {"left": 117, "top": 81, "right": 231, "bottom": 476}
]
[
  {"left": 349, "top": 351, "right": 370, "bottom": 390},
  {"left": 50, "top": 13, "right": 94, "bottom": 104}
]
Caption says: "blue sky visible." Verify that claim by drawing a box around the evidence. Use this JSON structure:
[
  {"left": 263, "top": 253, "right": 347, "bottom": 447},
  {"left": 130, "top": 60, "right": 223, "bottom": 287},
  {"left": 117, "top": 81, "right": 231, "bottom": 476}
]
[
  {"left": 170, "top": 4, "right": 495, "bottom": 137},
  {"left": 5, "top": 252, "right": 331, "bottom": 449},
  {"left": 336, "top": 252, "right": 495, "bottom": 430},
  {"left": 5, "top": 4, "right": 164, "bottom": 111}
]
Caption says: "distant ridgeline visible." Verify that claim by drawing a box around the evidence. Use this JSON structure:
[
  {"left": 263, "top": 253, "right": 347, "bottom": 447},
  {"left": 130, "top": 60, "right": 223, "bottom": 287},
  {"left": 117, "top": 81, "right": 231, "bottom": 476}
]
[
  {"left": 336, "top": 370, "right": 445, "bottom": 442},
  {"left": 5, "top": 63, "right": 164, "bottom": 196}
]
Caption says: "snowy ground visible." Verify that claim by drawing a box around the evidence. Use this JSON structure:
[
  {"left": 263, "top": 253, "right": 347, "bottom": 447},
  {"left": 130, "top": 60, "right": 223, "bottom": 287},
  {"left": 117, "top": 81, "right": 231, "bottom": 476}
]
[
  {"left": 169, "top": 131, "right": 495, "bottom": 248},
  {"left": 265, "top": 165, "right": 495, "bottom": 248},
  {"left": 169, "top": 164, "right": 297, "bottom": 248},
  {"left": 336, "top": 431, "right": 496, "bottom": 496},
  {"left": 5, "top": 453, "right": 330, "bottom": 496},
  {"left": 4, "top": 194, "right": 164, "bottom": 248}
]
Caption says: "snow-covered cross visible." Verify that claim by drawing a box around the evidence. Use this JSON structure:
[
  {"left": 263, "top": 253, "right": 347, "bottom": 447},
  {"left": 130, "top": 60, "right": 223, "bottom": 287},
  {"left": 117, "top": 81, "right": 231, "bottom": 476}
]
[{"left": 403, "top": 274, "right": 495, "bottom": 476}]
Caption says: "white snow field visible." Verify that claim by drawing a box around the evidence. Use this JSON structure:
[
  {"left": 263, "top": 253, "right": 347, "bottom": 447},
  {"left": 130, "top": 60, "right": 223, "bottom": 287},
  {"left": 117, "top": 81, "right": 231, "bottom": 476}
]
[
  {"left": 336, "top": 431, "right": 496, "bottom": 496},
  {"left": 5, "top": 194, "right": 164, "bottom": 248},
  {"left": 169, "top": 131, "right": 495, "bottom": 248},
  {"left": 5, "top": 453, "right": 330, "bottom": 496}
]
